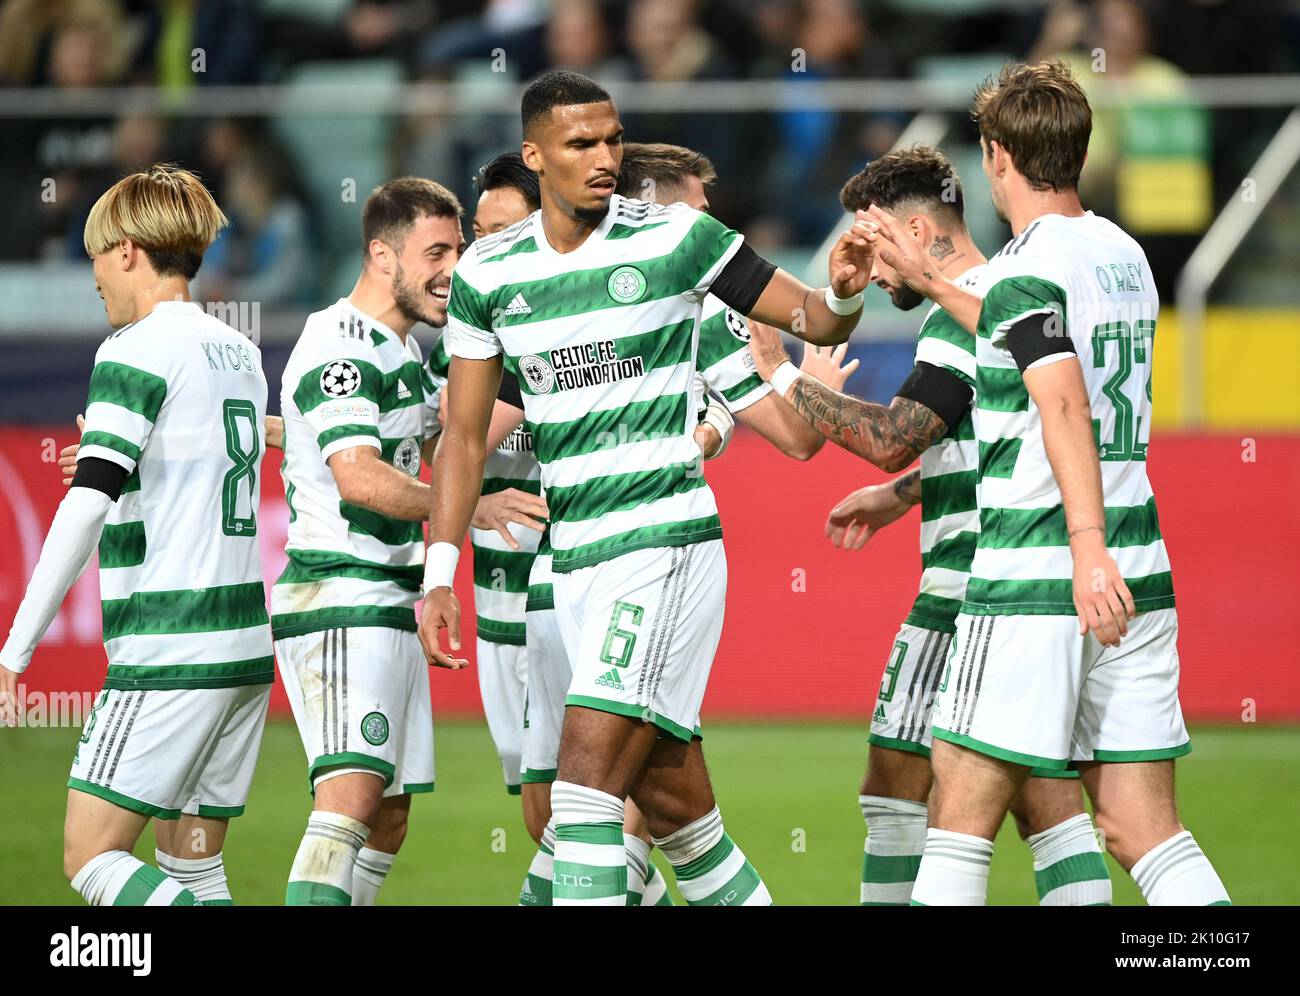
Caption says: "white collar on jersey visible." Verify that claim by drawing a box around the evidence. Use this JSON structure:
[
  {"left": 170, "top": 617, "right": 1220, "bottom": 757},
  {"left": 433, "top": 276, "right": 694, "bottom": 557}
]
[{"left": 531, "top": 193, "right": 625, "bottom": 262}]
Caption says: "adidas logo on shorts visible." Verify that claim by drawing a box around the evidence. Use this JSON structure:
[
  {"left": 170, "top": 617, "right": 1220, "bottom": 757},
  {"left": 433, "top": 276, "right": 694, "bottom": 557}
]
[
  {"left": 504, "top": 293, "right": 532, "bottom": 316},
  {"left": 595, "top": 667, "right": 625, "bottom": 691}
]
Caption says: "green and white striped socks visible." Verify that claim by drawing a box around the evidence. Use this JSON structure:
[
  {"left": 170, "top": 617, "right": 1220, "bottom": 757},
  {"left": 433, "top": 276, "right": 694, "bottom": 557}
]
[
  {"left": 519, "top": 820, "right": 556, "bottom": 906},
  {"left": 654, "top": 806, "right": 771, "bottom": 906},
  {"left": 285, "top": 811, "right": 369, "bottom": 906},
  {"left": 551, "top": 782, "right": 628, "bottom": 906},
  {"left": 155, "top": 849, "right": 232, "bottom": 905},
  {"left": 625, "top": 833, "right": 652, "bottom": 906},
  {"left": 71, "top": 850, "right": 195, "bottom": 906},
  {"left": 1027, "top": 813, "right": 1112, "bottom": 905},
  {"left": 911, "top": 828, "right": 994, "bottom": 905},
  {"left": 859, "top": 795, "right": 927, "bottom": 906},
  {"left": 1131, "top": 831, "right": 1231, "bottom": 905},
  {"left": 642, "top": 861, "right": 673, "bottom": 905},
  {"left": 352, "top": 846, "right": 395, "bottom": 906}
]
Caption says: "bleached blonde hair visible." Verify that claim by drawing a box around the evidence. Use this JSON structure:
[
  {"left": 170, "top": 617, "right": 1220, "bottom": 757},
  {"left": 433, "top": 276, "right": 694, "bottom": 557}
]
[{"left": 84, "top": 164, "right": 228, "bottom": 279}]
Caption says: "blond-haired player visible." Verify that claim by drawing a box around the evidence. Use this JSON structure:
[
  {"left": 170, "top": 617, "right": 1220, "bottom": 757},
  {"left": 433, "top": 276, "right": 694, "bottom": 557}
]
[{"left": 1, "top": 165, "right": 271, "bottom": 906}]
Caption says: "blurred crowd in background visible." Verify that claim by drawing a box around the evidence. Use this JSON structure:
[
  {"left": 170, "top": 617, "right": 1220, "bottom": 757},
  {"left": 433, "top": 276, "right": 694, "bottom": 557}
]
[{"left": 1, "top": 0, "right": 1298, "bottom": 308}]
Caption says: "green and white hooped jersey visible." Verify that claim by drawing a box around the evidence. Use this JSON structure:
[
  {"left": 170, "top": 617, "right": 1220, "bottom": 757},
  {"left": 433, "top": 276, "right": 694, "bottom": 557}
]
[
  {"left": 78, "top": 301, "right": 272, "bottom": 691},
  {"left": 272, "top": 299, "right": 432, "bottom": 639},
  {"left": 696, "top": 295, "right": 771, "bottom": 413},
  {"left": 444, "top": 194, "right": 748, "bottom": 573},
  {"left": 905, "top": 264, "right": 988, "bottom": 633},
  {"left": 968, "top": 212, "right": 1173, "bottom": 616},
  {"left": 427, "top": 336, "right": 543, "bottom": 645}
]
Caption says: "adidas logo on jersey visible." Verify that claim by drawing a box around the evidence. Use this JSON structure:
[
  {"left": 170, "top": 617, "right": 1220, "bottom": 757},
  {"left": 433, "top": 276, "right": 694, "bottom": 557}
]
[
  {"left": 504, "top": 293, "right": 532, "bottom": 316},
  {"left": 595, "top": 667, "right": 625, "bottom": 691},
  {"left": 396, "top": 379, "right": 412, "bottom": 400}
]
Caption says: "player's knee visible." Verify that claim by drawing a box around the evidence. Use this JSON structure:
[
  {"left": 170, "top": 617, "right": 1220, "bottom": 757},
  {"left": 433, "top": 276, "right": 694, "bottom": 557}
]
[
  {"left": 63, "top": 839, "right": 93, "bottom": 882},
  {"left": 1008, "top": 807, "right": 1035, "bottom": 842},
  {"left": 1091, "top": 809, "right": 1138, "bottom": 870},
  {"left": 523, "top": 807, "right": 548, "bottom": 845}
]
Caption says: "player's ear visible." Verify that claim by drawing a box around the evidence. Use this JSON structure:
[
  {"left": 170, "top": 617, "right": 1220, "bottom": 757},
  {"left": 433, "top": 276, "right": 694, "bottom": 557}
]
[
  {"left": 990, "top": 141, "right": 1009, "bottom": 177},
  {"left": 907, "top": 213, "right": 928, "bottom": 244},
  {"left": 366, "top": 238, "right": 390, "bottom": 273},
  {"left": 521, "top": 141, "right": 542, "bottom": 176}
]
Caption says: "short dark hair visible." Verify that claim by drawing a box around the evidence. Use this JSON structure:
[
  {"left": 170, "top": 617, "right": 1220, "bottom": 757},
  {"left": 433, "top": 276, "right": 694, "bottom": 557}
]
[
  {"left": 616, "top": 142, "right": 716, "bottom": 201},
  {"left": 474, "top": 152, "right": 541, "bottom": 211},
  {"left": 971, "top": 60, "right": 1091, "bottom": 192},
  {"left": 839, "top": 145, "right": 966, "bottom": 229},
  {"left": 361, "top": 176, "right": 462, "bottom": 258},
  {"left": 521, "top": 70, "right": 612, "bottom": 137}
]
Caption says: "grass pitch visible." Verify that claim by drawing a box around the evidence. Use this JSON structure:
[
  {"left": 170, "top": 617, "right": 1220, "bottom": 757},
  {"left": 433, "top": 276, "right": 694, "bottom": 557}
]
[{"left": 1, "top": 719, "right": 1295, "bottom": 905}]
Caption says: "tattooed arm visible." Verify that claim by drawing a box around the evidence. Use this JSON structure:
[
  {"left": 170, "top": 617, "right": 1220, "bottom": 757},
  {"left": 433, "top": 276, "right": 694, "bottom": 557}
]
[
  {"left": 893, "top": 468, "right": 922, "bottom": 504},
  {"left": 784, "top": 377, "right": 947, "bottom": 472},
  {"left": 747, "top": 319, "right": 971, "bottom": 471},
  {"left": 785, "top": 379, "right": 951, "bottom": 473}
]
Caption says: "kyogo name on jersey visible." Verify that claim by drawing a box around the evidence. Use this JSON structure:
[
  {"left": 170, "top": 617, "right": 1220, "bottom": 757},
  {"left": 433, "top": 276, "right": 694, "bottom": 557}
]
[{"left": 520, "top": 339, "right": 646, "bottom": 394}]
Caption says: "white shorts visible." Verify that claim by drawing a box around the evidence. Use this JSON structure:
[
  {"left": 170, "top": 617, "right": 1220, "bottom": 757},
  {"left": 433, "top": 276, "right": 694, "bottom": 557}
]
[
  {"left": 477, "top": 637, "right": 527, "bottom": 793},
  {"left": 553, "top": 541, "right": 726, "bottom": 743},
  {"left": 276, "top": 626, "right": 435, "bottom": 797},
  {"left": 868, "top": 623, "right": 952, "bottom": 756},
  {"left": 931, "top": 608, "right": 1191, "bottom": 770},
  {"left": 521, "top": 604, "right": 568, "bottom": 784},
  {"left": 68, "top": 683, "right": 270, "bottom": 819}
]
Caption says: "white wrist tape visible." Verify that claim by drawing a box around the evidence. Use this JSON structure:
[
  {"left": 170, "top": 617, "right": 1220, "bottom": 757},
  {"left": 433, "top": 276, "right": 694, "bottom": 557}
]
[
  {"left": 824, "top": 286, "right": 864, "bottom": 316},
  {"left": 700, "top": 397, "right": 735, "bottom": 460},
  {"left": 422, "top": 541, "right": 460, "bottom": 592},
  {"left": 769, "top": 361, "right": 802, "bottom": 399}
]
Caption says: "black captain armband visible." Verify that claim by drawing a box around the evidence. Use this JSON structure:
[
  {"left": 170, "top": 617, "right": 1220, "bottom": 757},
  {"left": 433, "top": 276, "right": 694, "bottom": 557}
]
[
  {"left": 498, "top": 369, "right": 524, "bottom": 409},
  {"left": 894, "top": 362, "right": 974, "bottom": 432},
  {"left": 710, "top": 244, "right": 777, "bottom": 315},
  {"left": 1005, "top": 313, "right": 1076, "bottom": 373},
  {"left": 70, "top": 457, "right": 130, "bottom": 502}
]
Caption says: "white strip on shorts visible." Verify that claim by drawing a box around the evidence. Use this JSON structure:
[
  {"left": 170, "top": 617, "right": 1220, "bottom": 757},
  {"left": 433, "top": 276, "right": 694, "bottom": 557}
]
[
  {"left": 521, "top": 604, "right": 568, "bottom": 782},
  {"left": 276, "top": 626, "right": 435, "bottom": 797},
  {"left": 477, "top": 636, "right": 527, "bottom": 792},
  {"left": 868, "top": 623, "right": 953, "bottom": 756},
  {"left": 552, "top": 540, "right": 725, "bottom": 743},
  {"left": 931, "top": 608, "right": 1190, "bottom": 769},
  {"left": 69, "top": 683, "right": 270, "bottom": 819}
]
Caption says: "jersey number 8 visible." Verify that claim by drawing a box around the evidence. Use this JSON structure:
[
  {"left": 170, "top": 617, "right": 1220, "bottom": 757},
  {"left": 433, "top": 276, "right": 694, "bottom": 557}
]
[{"left": 221, "top": 398, "right": 260, "bottom": 536}]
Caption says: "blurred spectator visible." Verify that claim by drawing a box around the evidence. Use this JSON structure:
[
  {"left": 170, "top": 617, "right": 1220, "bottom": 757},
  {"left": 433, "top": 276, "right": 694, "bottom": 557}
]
[
  {"left": 627, "top": 0, "right": 733, "bottom": 83},
  {"left": 756, "top": 0, "right": 901, "bottom": 245},
  {"left": 0, "top": 0, "right": 139, "bottom": 258},
  {"left": 129, "top": 0, "right": 262, "bottom": 88},
  {"left": 545, "top": 0, "right": 631, "bottom": 81},
  {"left": 417, "top": 0, "right": 548, "bottom": 79},
  {"left": 198, "top": 136, "right": 316, "bottom": 308},
  {"left": 1031, "top": 0, "right": 1209, "bottom": 292},
  {"left": 0, "top": 0, "right": 132, "bottom": 86},
  {"left": 262, "top": 0, "right": 440, "bottom": 75},
  {"left": 621, "top": 0, "right": 756, "bottom": 222}
]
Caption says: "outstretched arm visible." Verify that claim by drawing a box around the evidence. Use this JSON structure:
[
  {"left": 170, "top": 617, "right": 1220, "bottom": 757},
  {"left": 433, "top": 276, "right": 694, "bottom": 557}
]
[
  {"left": 734, "top": 340, "right": 859, "bottom": 460},
  {"left": 708, "top": 211, "right": 876, "bottom": 347},
  {"left": 824, "top": 470, "right": 921, "bottom": 551},
  {"left": 747, "top": 319, "right": 964, "bottom": 472},
  {"left": 418, "top": 353, "right": 502, "bottom": 669}
]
